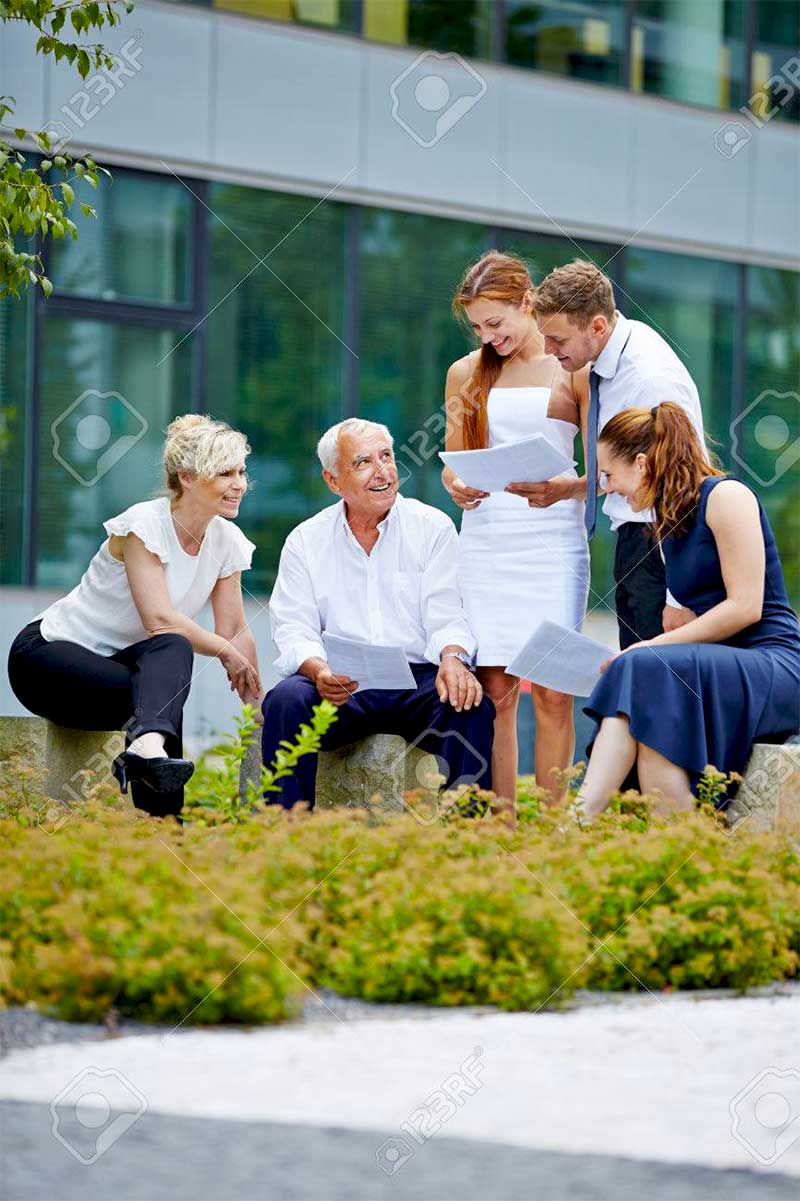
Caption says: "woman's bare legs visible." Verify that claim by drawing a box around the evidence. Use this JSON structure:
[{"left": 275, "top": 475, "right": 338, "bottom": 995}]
[
  {"left": 575, "top": 716, "right": 638, "bottom": 817},
  {"left": 477, "top": 666, "right": 520, "bottom": 803},
  {"left": 577, "top": 716, "right": 695, "bottom": 817},
  {"left": 531, "top": 684, "right": 575, "bottom": 804},
  {"left": 637, "top": 743, "right": 694, "bottom": 813}
]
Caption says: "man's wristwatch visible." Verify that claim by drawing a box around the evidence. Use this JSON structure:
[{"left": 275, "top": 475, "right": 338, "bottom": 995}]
[{"left": 441, "top": 651, "right": 475, "bottom": 672}]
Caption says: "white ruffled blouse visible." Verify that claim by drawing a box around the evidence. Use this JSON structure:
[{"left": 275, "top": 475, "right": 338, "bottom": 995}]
[{"left": 37, "top": 497, "right": 256, "bottom": 656}]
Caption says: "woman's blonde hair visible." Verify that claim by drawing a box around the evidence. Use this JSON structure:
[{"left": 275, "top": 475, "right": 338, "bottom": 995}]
[
  {"left": 598, "top": 402, "right": 724, "bottom": 541},
  {"left": 452, "top": 251, "right": 534, "bottom": 450},
  {"left": 163, "top": 414, "right": 251, "bottom": 499}
]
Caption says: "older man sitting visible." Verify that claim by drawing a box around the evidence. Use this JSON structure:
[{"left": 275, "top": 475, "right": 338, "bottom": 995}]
[{"left": 262, "top": 418, "right": 495, "bottom": 809}]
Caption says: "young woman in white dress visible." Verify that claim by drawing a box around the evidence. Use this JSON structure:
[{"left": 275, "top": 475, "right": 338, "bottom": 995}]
[{"left": 442, "top": 251, "right": 591, "bottom": 804}]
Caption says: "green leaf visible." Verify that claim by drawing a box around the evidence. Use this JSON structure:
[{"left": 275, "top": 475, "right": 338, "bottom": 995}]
[
  {"left": 40, "top": 160, "right": 53, "bottom": 172},
  {"left": 60, "top": 182, "right": 75, "bottom": 207},
  {"left": 40, "top": 276, "right": 53, "bottom": 298},
  {"left": 79, "top": 202, "right": 96, "bottom": 218}
]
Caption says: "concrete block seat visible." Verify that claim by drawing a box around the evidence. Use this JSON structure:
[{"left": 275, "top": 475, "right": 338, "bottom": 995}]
[
  {"left": 725, "top": 737, "right": 800, "bottom": 832},
  {"left": 0, "top": 716, "right": 124, "bottom": 805},
  {"left": 239, "top": 731, "right": 442, "bottom": 813}
]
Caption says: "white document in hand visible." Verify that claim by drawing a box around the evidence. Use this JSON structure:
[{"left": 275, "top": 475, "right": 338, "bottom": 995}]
[
  {"left": 323, "top": 632, "right": 417, "bottom": 692},
  {"left": 505, "top": 619, "right": 614, "bottom": 697},
  {"left": 439, "top": 433, "right": 575, "bottom": 493}
]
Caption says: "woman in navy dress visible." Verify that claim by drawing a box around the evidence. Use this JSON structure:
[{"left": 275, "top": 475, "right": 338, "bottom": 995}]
[{"left": 577, "top": 402, "right": 800, "bottom": 819}]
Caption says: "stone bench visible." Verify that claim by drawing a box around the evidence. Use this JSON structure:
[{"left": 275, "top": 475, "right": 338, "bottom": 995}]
[
  {"left": 0, "top": 716, "right": 124, "bottom": 807},
  {"left": 725, "top": 739, "right": 800, "bottom": 833},
  {"left": 239, "top": 731, "right": 443, "bottom": 815}
]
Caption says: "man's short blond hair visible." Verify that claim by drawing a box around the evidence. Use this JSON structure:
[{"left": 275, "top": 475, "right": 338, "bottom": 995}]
[{"left": 533, "top": 259, "right": 615, "bottom": 327}]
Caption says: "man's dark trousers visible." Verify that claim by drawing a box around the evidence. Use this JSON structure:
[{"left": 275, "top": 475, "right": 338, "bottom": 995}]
[
  {"left": 613, "top": 522, "right": 667, "bottom": 649},
  {"left": 261, "top": 662, "right": 495, "bottom": 809}
]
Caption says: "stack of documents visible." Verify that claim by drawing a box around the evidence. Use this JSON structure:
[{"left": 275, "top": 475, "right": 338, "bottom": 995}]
[
  {"left": 439, "top": 433, "right": 575, "bottom": 493},
  {"left": 323, "top": 632, "right": 416, "bottom": 692},
  {"left": 505, "top": 619, "right": 615, "bottom": 696}
]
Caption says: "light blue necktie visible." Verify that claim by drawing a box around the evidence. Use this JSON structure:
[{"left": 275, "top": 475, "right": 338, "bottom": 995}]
[{"left": 585, "top": 368, "right": 601, "bottom": 539}]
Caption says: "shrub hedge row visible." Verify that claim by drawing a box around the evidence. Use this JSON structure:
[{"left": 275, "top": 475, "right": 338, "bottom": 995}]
[{"left": 1, "top": 777, "right": 798, "bottom": 1025}]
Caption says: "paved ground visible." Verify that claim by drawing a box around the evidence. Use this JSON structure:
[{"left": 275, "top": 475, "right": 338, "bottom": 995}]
[
  {"left": 2, "top": 990, "right": 800, "bottom": 1200},
  {"left": 4, "top": 1100, "right": 799, "bottom": 1200}
]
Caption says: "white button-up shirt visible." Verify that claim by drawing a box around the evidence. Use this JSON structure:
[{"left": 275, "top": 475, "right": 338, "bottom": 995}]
[
  {"left": 269, "top": 494, "right": 477, "bottom": 678},
  {"left": 593, "top": 312, "right": 705, "bottom": 531}
]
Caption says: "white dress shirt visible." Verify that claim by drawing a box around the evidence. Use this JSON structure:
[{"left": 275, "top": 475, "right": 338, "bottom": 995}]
[
  {"left": 269, "top": 494, "right": 477, "bottom": 678},
  {"left": 593, "top": 312, "right": 705, "bottom": 531}
]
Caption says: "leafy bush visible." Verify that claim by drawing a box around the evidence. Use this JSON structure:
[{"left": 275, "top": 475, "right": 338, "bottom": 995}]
[
  {"left": 0, "top": 754, "right": 798, "bottom": 1026},
  {"left": 182, "top": 700, "right": 338, "bottom": 825}
]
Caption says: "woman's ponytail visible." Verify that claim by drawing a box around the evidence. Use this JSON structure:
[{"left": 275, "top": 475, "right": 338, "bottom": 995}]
[{"left": 600, "top": 401, "right": 723, "bottom": 540}]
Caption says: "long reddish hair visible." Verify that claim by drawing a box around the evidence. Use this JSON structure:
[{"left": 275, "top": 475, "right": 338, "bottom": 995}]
[
  {"left": 598, "top": 402, "right": 724, "bottom": 541},
  {"left": 452, "top": 251, "right": 534, "bottom": 449}
]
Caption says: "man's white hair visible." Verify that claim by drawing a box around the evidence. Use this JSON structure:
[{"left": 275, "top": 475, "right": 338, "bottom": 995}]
[{"left": 317, "top": 418, "right": 394, "bottom": 474}]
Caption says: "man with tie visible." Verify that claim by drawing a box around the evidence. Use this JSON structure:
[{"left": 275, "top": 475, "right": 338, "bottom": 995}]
[{"left": 533, "top": 259, "right": 705, "bottom": 648}]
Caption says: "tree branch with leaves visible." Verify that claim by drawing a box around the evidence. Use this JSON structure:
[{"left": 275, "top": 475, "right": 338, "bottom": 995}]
[{"left": 0, "top": 0, "right": 134, "bottom": 297}]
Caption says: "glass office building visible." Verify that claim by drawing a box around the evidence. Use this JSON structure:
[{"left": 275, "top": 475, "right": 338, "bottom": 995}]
[
  {"left": 1, "top": 0, "right": 798, "bottom": 746},
  {"left": 3, "top": 173, "right": 797, "bottom": 602}
]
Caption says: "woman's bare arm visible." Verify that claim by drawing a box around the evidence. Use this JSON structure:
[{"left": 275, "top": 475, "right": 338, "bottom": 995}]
[
  {"left": 120, "top": 533, "right": 261, "bottom": 700},
  {"left": 634, "top": 481, "right": 764, "bottom": 648}
]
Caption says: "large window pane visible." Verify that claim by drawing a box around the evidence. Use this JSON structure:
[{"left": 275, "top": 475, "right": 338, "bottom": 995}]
[
  {"left": 506, "top": 1, "right": 626, "bottom": 87},
  {"left": 750, "top": 0, "right": 800, "bottom": 123},
  {"left": 169, "top": 0, "right": 359, "bottom": 32},
  {"left": 632, "top": 1, "right": 747, "bottom": 110},
  {"left": 357, "top": 207, "right": 489, "bottom": 514},
  {"left": 206, "top": 185, "right": 349, "bottom": 591},
  {"left": 47, "top": 172, "right": 193, "bottom": 307},
  {"left": 742, "top": 267, "right": 800, "bottom": 606},
  {"left": 625, "top": 248, "right": 737, "bottom": 461},
  {"left": 37, "top": 318, "right": 193, "bottom": 588},
  {"left": 364, "top": 0, "right": 494, "bottom": 57},
  {"left": 0, "top": 287, "right": 34, "bottom": 584}
]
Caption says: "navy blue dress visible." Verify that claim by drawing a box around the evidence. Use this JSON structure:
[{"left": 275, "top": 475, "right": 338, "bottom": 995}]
[{"left": 585, "top": 478, "right": 800, "bottom": 789}]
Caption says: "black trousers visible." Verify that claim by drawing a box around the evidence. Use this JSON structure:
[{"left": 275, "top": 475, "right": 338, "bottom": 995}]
[
  {"left": 613, "top": 522, "right": 667, "bottom": 650},
  {"left": 261, "top": 662, "right": 495, "bottom": 809},
  {"left": 7, "top": 621, "right": 194, "bottom": 817}
]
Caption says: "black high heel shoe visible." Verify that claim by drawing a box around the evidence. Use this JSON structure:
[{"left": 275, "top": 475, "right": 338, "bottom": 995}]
[{"left": 113, "top": 751, "right": 195, "bottom": 796}]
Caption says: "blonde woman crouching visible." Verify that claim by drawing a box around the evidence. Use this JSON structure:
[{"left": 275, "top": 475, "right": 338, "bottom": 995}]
[{"left": 8, "top": 415, "right": 262, "bottom": 818}]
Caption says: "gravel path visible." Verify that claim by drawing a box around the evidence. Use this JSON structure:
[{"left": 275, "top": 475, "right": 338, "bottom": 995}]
[{"left": 3, "top": 980, "right": 799, "bottom": 1059}]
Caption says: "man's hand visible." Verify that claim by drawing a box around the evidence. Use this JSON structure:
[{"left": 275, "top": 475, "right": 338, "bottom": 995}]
[
  {"left": 662, "top": 604, "right": 696, "bottom": 633},
  {"left": 505, "top": 475, "right": 578, "bottom": 508},
  {"left": 436, "top": 656, "right": 483, "bottom": 712},
  {"left": 314, "top": 664, "right": 358, "bottom": 706}
]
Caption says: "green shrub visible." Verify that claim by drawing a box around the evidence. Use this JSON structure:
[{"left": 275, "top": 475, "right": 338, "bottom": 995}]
[{"left": 0, "top": 759, "right": 798, "bottom": 1025}]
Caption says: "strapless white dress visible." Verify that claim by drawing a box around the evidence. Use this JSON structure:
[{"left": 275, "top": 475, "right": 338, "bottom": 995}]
[{"left": 458, "top": 387, "right": 590, "bottom": 667}]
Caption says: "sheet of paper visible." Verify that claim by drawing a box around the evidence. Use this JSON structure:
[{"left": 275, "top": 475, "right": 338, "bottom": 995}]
[
  {"left": 439, "top": 433, "right": 575, "bottom": 493},
  {"left": 505, "top": 619, "right": 614, "bottom": 697},
  {"left": 323, "top": 632, "right": 417, "bottom": 692}
]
